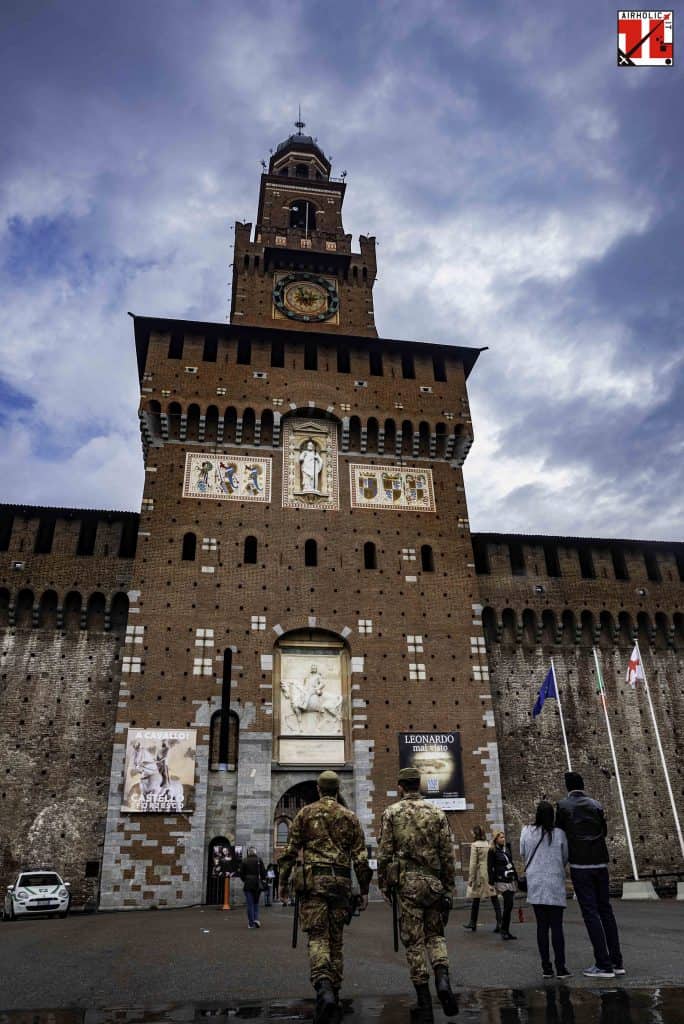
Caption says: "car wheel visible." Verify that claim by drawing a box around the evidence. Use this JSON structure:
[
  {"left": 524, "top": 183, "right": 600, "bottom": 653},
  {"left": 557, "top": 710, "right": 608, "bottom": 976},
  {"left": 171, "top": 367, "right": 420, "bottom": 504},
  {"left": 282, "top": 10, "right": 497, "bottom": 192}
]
[{"left": 5, "top": 904, "right": 15, "bottom": 922}]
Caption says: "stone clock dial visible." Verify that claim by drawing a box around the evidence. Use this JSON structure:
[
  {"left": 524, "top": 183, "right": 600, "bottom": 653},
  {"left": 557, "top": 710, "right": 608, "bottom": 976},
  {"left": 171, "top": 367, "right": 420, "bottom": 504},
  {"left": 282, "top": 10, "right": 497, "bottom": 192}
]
[{"left": 273, "top": 273, "right": 339, "bottom": 322}]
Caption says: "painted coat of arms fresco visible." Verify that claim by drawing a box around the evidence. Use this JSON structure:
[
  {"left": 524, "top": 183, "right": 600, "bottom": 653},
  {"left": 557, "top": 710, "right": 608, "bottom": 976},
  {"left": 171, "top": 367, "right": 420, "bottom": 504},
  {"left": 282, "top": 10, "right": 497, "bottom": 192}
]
[
  {"left": 183, "top": 453, "right": 272, "bottom": 502},
  {"left": 282, "top": 418, "right": 339, "bottom": 511},
  {"left": 349, "top": 464, "right": 436, "bottom": 511}
]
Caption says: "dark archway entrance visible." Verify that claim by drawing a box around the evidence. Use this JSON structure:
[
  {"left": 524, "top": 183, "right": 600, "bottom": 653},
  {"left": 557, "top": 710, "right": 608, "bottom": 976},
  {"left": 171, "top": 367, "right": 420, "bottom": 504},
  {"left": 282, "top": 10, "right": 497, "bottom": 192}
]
[
  {"left": 206, "top": 835, "right": 235, "bottom": 905},
  {"left": 273, "top": 781, "right": 318, "bottom": 863}
]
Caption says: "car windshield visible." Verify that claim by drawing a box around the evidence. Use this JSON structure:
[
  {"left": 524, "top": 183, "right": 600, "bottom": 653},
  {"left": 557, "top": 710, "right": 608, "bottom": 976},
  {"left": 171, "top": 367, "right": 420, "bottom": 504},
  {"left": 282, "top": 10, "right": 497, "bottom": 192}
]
[{"left": 18, "top": 873, "right": 61, "bottom": 887}]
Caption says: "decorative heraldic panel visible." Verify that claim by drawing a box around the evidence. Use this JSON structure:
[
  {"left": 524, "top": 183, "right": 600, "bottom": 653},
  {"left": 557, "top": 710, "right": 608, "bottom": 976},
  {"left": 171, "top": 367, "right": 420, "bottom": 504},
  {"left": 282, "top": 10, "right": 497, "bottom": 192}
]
[
  {"left": 122, "top": 728, "right": 197, "bottom": 813},
  {"left": 349, "top": 464, "right": 435, "bottom": 511},
  {"left": 282, "top": 418, "right": 339, "bottom": 511},
  {"left": 183, "top": 453, "right": 272, "bottom": 502}
]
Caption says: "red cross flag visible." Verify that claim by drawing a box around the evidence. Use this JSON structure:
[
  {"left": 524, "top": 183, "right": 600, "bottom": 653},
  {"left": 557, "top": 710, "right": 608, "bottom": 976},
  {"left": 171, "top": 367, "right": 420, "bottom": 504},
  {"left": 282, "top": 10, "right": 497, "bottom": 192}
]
[{"left": 626, "top": 645, "right": 645, "bottom": 688}]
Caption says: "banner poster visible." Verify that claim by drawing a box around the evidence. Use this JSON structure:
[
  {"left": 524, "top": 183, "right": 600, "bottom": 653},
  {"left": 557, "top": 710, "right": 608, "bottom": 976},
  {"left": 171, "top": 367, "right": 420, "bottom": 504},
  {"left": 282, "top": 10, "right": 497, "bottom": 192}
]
[
  {"left": 398, "top": 732, "right": 466, "bottom": 810},
  {"left": 122, "top": 728, "right": 197, "bottom": 813}
]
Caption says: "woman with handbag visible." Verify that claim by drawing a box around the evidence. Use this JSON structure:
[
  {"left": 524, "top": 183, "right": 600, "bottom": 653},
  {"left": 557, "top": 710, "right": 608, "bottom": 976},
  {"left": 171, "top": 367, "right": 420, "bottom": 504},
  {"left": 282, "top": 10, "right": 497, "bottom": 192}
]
[
  {"left": 463, "top": 825, "right": 502, "bottom": 932},
  {"left": 239, "top": 847, "right": 267, "bottom": 929},
  {"left": 520, "top": 800, "right": 570, "bottom": 979},
  {"left": 487, "top": 831, "right": 518, "bottom": 940}
]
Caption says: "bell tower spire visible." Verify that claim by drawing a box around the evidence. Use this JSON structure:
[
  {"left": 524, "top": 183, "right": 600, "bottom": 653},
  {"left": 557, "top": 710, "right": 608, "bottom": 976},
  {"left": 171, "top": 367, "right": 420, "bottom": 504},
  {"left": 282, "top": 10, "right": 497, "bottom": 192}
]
[{"left": 230, "top": 126, "right": 378, "bottom": 336}]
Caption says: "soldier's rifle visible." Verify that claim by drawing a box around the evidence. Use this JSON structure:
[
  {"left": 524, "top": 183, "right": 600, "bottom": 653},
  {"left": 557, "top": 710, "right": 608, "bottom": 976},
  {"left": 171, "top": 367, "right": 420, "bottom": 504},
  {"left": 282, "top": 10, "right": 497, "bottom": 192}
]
[{"left": 291, "top": 892, "right": 300, "bottom": 949}]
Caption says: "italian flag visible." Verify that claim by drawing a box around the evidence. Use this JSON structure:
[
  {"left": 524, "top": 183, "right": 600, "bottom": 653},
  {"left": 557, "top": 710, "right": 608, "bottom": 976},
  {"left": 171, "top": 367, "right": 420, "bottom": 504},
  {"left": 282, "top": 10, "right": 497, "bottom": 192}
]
[{"left": 626, "top": 645, "right": 645, "bottom": 688}]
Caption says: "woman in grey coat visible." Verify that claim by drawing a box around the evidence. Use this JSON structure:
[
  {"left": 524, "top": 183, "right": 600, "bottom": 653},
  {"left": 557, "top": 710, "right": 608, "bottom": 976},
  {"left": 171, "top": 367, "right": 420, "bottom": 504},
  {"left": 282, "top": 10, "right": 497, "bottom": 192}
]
[{"left": 520, "top": 801, "right": 570, "bottom": 979}]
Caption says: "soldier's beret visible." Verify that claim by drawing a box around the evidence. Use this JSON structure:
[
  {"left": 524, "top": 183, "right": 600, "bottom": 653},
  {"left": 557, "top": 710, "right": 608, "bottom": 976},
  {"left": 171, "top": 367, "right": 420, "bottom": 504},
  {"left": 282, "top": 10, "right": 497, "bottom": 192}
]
[
  {"left": 318, "top": 770, "right": 340, "bottom": 792},
  {"left": 398, "top": 766, "right": 421, "bottom": 784}
]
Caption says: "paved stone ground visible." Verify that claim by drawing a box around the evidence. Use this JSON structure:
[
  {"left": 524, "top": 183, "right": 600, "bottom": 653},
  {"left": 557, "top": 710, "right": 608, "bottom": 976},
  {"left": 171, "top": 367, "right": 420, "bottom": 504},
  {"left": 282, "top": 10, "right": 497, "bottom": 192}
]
[{"left": 0, "top": 900, "right": 682, "bottom": 1012}]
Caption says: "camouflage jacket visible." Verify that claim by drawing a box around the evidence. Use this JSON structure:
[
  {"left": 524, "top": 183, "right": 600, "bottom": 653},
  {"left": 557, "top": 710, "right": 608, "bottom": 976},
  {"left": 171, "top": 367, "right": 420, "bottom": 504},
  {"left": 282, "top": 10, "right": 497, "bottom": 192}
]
[
  {"left": 278, "top": 796, "right": 373, "bottom": 896},
  {"left": 377, "top": 792, "right": 456, "bottom": 899}
]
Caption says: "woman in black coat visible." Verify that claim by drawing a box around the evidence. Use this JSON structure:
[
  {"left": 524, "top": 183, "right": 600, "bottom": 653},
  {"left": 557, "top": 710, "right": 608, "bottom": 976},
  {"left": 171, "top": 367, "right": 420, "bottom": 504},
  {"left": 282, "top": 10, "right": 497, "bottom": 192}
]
[
  {"left": 488, "top": 831, "right": 518, "bottom": 940},
  {"left": 239, "top": 847, "right": 267, "bottom": 929}
]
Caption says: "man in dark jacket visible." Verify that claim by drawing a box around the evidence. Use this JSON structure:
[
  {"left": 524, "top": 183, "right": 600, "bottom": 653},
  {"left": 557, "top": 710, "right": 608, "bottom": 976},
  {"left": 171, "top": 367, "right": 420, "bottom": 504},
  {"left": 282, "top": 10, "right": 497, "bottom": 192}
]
[{"left": 556, "top": 771, "right": 624, "bottom": 978}]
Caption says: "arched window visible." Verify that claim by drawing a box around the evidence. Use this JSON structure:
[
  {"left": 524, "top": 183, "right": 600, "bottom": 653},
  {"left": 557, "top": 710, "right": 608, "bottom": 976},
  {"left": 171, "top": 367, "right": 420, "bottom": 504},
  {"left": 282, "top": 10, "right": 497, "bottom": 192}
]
[
  {"left": 168, "top": 401, "right": 182, "bottom": 440},
  {"left": 618, "top": 611, "right": 633, "bottom": 647},
  {"left": 242, "top": 408, "right": 256, "bottom": 445},
  {"left": 38, "top": 590, "right": 58, "bottom": 629},
  {"left": 435, "top": 422, "right": 447, "bottom": 458},
  {"left": 561, "top": 609, "right": 576, "bottom": 645},
  {"left": 384, "top": 419, "right": 396, "bottom": 451},
  {"left": 599, "top": 611, "right": 615, "bottom": 648},
  {"left": 289, "top": 200, "right": 317, "bottom": 231},
  {"left": 244, "top": 536, "right": 258, "bottom": 564},
  {"left": 349, "top": 416, "right": 362, "bottom": 450},
  {"left": 224, "top": 407, "right": 237, "bottom": 444},
  {"left": 418, "top": 421, "right": 430, "bottom": 456},
  {"left": 187, "top": 404, "right": 201, "bottom": 441},
  {"left": 147, "top": 400, "right": 162, "bottom": 437},
  {"left": 182, "top": 532, "right": 197, "bottom": 561},
  {"left": 15, "top": 588, "right": 35, "bottom": 628},
  {"left": 261, "top": 409, "right": 274, "bottom": 446},
  {"left": 209, "top": 707, "right": 239, "bottom": 771},
  {"left": 580, "top": 610, "right": 594, "bottom": 647},
  {"left": 86, "top": 592, "right": 106, "bottom": 632},
  {"left": 420, "top": 544, "right": 434, "bottom": 572},
  {"left": 305, "top": 539, "right": 318, "bottom": 567},
  {"left": 205, "top": 405, "right": 219, "bottom": 442},
  {"left": 366, "top": 417, "right": 379, "bottom": 451},
  {"left": 401, "top": 420, "right": 413, "bottom": 455},
  {"left": 364, "top": 541, "right": 377, "bottom": 570},
  {"left": 276, "top": 819, "right": 291, "bottom": 845},
  {"left": 501, "top": 608, "right": 517, "bottom": 645},
  {"left": 110, "top": 592, "right": 129, "bottom": 633},
  {"left": 522, "top": 608, "right": 537, "bottom": 647},
  {"left": 654, "top": 612, "right": 669, "bottom": 650},
  {"left": 541, "top": 609, "right": 557, "bottom": 646},
  {"left": 482, "top": 606, "right": 497, "bottom": 647},
  {"left": 63, "top": 591, "right": 82, "bottom": 632}
]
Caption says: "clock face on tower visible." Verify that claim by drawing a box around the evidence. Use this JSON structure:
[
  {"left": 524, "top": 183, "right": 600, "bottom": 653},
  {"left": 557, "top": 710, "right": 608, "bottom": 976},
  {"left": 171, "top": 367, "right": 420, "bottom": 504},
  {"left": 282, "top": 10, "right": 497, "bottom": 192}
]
[{"left": 272, "top": 273, "right": 339, "bottom": 323}]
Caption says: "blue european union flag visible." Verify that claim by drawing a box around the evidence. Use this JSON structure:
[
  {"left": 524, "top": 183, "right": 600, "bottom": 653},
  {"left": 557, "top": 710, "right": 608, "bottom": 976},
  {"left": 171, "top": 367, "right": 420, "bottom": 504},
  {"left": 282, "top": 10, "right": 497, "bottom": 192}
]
[{"left": 533, "top": 667, "right": 557, "bottom": 718}]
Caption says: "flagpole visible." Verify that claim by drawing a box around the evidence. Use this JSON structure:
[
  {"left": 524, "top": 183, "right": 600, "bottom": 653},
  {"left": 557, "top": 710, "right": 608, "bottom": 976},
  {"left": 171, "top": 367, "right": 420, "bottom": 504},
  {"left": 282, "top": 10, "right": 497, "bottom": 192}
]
[
  {"left": 635, "top": 641, "right": 684, "bottom": 861},
  {"left": 551, "top": 658, "right": 572, "bottom": 771},
  {"left": 592, "top": 647, "right": 639, "bottom": 880}
]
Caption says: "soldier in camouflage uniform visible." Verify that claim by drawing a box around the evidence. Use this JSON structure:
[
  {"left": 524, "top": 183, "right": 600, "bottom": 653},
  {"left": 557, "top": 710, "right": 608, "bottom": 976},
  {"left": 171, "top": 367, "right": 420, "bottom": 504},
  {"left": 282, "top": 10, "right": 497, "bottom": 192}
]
[
  {"left": 378, "top": 766, "right": 459, "bottom": 1022},
  {"left": 279, "top": 770, "right": 372, "bottom": 1024}
]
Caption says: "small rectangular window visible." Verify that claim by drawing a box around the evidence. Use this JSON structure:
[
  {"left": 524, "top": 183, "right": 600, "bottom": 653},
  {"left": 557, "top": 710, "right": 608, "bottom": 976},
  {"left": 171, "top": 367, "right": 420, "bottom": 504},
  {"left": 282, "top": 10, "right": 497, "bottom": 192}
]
[
  {"left": 578, "top": 547, "right": 595, "bottom": 580},
  {"left": 644, "top": 549, "right": 661, "bottom": 583},
  {"left": 337, "top": 346, "right": 350, "bottom": 373},
  {"left": 76, "top": 519, "right": 98, "bottom": 556},
  {"left": 472, "top": 537, "right": 490, "bottom": 575},
  {"left": 236, "top": 338, "right": 251, "bottom": 364},
  {"left": 203, "top": 336, "right": 218, "bottom": 362},
  {"left": 401, "top": 352, "right": 415, "bottom": 379},
  {"left": 543, "top": 543, "right": 561, "bottom": 578},
  {"left": 432, "top": 353, "right": 447, "bottom": 382},
  {"left": 0, "top": 512, "right": 14, "bottom": 552},
  {"left": 304, "top": 340, "right": 318, "bottom": 371},
  {"left": 509, "top": 542, "right": 526, "bottom": 576},
  {"left": 168, "top": 333, "right": 183, "bottom": 359},
  {"left": 369, "top": 350, "right": 383, "bottom": 376},
  {"left": 118, "top": 519, "right": 138, "bottom": 558},
  {"left": 271, "top": 338, "right": 285, "bottom": 368},
  {"left": 611, "top": 547, "right": 629, "bottom": 580},
  {"left": 85, "top": 860, "right": 100, "bottom": 879},
  {"left": 34, "top": 517, "right": 56, "bottom": 555}
]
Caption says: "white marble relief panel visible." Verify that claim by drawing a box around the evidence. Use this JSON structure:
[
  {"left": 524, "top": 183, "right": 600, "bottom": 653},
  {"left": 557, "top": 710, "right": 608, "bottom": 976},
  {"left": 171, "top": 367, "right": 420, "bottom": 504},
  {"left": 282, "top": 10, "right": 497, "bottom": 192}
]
[
  {"left": 278, "top": 649, "right": 345, "bottom": 765},
  {"left": 282, "top": 418, "right": 339, "bottom": 511},
  {"left": 349, "top": 464, "right": 435, "bottom": 512},
  {"left": 183, "top": 453, "right": 272, "bottom": 503}
]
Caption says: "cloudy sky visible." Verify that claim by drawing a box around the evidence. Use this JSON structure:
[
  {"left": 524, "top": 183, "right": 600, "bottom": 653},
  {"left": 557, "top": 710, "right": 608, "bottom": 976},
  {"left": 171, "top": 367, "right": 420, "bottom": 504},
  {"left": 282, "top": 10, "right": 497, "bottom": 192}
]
[{"left": 0, "top": 1, "right": 681, "bottom": 540}]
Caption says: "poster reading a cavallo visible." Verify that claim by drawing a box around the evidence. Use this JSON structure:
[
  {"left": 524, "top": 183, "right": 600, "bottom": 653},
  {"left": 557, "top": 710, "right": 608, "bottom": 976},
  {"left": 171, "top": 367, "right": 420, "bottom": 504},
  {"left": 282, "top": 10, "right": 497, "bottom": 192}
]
[
  {"left": 122, "top": 728, "right": 197, "bottom": 813},
  {"left": 398, "top": 732, "right": 465, "bottom": 810}
]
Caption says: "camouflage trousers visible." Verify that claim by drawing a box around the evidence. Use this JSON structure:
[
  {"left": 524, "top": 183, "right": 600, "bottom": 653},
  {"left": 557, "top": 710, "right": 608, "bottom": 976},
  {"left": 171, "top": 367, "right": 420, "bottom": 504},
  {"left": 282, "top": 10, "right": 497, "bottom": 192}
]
[
  {"left": 398, "top": 894, "right": 449, "bottom": 984},
  {"left": 300, "top": 894, "right": 348, "bottom": 988}
]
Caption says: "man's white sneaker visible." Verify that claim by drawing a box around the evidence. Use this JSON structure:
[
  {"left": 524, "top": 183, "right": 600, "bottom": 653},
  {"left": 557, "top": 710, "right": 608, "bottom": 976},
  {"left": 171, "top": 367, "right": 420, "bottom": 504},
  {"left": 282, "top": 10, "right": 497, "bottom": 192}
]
[{"left": 583, "top": 966, "right": 615, "bottom": 978}]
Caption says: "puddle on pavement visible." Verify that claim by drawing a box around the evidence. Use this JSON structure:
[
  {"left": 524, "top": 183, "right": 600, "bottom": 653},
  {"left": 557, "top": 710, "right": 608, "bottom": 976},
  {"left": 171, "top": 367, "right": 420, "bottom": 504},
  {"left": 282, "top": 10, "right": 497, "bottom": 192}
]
[{"left": 1, "top": 988, "right": 684, "bottom": 1023}]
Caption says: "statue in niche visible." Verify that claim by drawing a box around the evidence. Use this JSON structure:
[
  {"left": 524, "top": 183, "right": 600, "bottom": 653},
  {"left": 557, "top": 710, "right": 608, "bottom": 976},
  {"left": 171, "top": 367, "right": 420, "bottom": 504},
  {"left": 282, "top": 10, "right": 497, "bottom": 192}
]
[
  {"left": 281, "top": 663, "right": 343, "bottom": 733},
  {"left": 298, "top": 439, "right": 324, "bottom": 495}
]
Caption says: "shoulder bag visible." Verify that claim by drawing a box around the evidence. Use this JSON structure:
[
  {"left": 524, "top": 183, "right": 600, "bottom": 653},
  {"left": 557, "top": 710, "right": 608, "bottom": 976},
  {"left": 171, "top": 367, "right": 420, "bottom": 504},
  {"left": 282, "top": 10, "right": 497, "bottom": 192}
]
[{"left": 517, "top": 830, "right": 545, "bottom": 894}]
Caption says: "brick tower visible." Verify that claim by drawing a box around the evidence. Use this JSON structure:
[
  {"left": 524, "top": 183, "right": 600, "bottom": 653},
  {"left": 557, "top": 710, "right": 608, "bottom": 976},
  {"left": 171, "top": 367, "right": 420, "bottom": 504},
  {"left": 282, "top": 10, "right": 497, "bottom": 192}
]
[{"left": 99, "top": 125, "right": 501, "bottom": 909}]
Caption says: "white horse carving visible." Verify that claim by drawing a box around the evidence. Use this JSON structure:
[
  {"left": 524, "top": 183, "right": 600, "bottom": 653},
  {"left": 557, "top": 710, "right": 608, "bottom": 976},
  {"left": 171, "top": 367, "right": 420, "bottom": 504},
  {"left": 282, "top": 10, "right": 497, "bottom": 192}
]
[
  {"left": 281, "top": 670, "right": 342, "bottom": 733},
  {"left": 129, "top": 742, "right": 185, "bottom": 811}
]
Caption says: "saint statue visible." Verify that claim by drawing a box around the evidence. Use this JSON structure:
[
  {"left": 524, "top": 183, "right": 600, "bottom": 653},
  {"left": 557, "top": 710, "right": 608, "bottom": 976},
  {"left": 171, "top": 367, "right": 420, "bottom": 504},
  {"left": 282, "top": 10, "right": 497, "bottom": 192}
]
[{"left": 299, "top": 440, "right": 324, "bottom": 493}]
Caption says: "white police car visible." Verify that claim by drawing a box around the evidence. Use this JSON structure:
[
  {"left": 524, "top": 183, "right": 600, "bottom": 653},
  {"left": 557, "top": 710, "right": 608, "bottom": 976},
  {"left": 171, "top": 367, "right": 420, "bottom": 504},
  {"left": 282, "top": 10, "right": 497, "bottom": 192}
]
[{"left": 3, "top": 870, "right": 71, "bottom": 920}]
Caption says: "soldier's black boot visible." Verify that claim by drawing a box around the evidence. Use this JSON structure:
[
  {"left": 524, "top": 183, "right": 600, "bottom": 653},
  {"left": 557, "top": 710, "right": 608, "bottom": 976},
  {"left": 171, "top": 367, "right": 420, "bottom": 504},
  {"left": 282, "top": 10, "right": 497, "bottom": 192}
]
[
  {"left": 314, "top": 978, "right": 340, "bottom": 1024},
  {"left": 434, "top": 966, "right": 459, "bottom": 1017},
  {"left": 410, "top": 982, "right": 434, "bottom": 1023}
]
